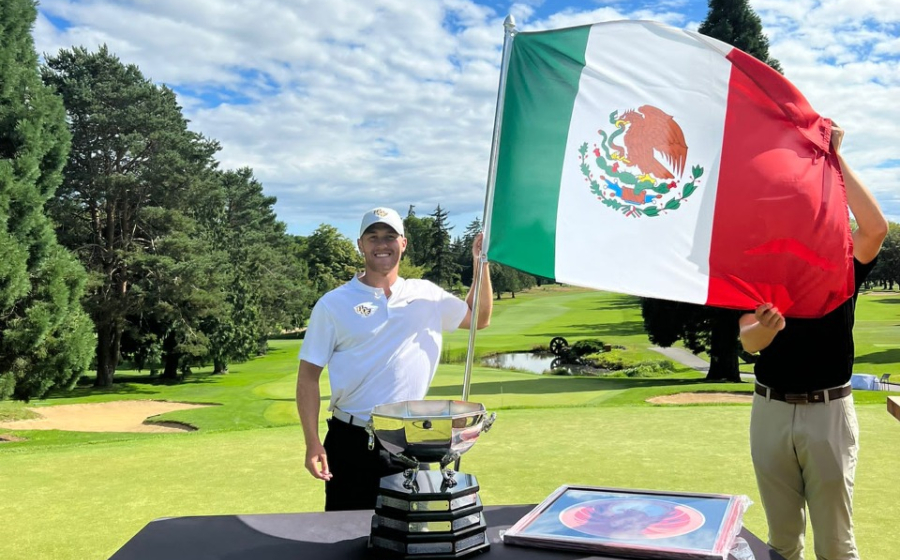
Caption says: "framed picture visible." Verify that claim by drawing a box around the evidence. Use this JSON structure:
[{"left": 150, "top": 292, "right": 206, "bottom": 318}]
[{"left": 502, "top": 485, "right": 749, "bottom": 560}]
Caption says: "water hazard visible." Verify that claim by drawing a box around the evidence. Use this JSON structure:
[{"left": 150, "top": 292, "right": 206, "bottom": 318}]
[{"left": 480, "top": 352, "right": 599, "bottom": 375}]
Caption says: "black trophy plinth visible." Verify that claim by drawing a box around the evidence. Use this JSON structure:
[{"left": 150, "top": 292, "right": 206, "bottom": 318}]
[{"left": 368, "top": 470, "right": 489, "bottom": 559}]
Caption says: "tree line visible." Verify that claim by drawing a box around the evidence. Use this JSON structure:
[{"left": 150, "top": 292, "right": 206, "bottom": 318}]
[{"left": 0, "top": 0, "right": 541, "bottom": 401}]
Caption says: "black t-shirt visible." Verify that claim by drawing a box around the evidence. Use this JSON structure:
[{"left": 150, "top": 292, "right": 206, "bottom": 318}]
[{"left": 753, "top": 257, "right": 876, "bottom": 393}]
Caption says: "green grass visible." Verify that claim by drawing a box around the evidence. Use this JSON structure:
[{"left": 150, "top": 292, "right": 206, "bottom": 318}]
[
  {"left": 1, "top": 287, "right": 899, "bottom": 560},
  {"left": 0, "top": 401, "right": 40, "bottom": 423},
  {"left": 854, "top": 292, "right": 900, "bottom": 378}
]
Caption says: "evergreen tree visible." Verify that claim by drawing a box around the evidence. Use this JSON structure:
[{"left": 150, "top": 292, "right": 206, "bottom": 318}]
[
  {"left": 491, "top": 263, "right": 536, "bottom": 299},
  {"left": 299, "top": 224, "right": 363, "bottom": 297},
  {"left": 0, "top": 0, "right": 94, "bottom": 400},
  {"left": 193, "top": 168, "right": 313, "bottom": 373},
  {"left": 641, "top": 299, "right": 744, "bottom": 381},
  {"left": 42, "top": 46, "right": 220, "bottom": 386},
  {"left": 870, "top": 223, "right": 900, "bottom": 290},
  {"left": 699, "top": 0, "right": 783, "bottom": 73},
  {"left": 126, "top": 215, "right": 228, "bottom": 380},
  {"left": 402, "top": 205, "right": 434, "bottom": 269},
  {"left": 423, "top": 205, "right": 460, "bottom": 289},
  {"left": 456, "top": 217, "right": 482, "bottom": 286}
]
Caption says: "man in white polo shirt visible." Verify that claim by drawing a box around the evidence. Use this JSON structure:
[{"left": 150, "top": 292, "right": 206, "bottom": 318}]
[{"left": 296, "top": 206, "right": 493, "bottom": 511}]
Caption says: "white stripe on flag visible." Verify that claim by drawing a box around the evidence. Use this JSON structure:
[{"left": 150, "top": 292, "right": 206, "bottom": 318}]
[{"left": 554, "top": 22, "right": 733, "bottom": 303}]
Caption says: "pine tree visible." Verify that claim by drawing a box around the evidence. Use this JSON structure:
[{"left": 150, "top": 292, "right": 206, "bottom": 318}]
[
  {"left": 402, "top": 205, "right": 435, "bottom": 269},
  {"left": 42, "top": 46, "right": 220, "bottom": 386},
  {"left": 699, "top": 0, "right": 783, "bottom": 73},
  {"left": 456, "top": 217, "right": 482, "bottom": 286},
  {"left": 193, "top": 168, "right": 313, "bottom": 373},
  {"left": 424, "top": 205, "right": 460, "bottom": 289},
  {"left": 0, "top": 0, "right": 93, "bottom": 400}
]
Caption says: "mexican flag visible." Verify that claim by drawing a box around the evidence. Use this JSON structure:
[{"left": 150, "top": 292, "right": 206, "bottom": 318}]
[{"left": 485, "top": 21, "right": 853, "bottom": 318}]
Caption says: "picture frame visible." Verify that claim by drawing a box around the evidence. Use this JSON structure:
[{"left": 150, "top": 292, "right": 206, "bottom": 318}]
[{"left": 502, "top": 485, "right": 749, "bottom": 560}]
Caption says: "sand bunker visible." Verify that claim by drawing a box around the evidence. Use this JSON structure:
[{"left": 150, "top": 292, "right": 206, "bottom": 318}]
[
  {"left": 0, "top": 400, "right": 213, "bottom": 433},
  {"left": 648, "top": 392, "right": 753, "bottom": 405}
]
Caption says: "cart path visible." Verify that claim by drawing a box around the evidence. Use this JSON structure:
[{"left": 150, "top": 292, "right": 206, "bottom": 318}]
[{"left": 650, "top": 346, "right": 756, "bottom": 382}]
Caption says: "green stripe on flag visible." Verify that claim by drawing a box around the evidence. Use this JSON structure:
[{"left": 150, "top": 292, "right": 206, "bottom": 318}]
[{"left": 488, "top": 25, "right": 590, "bottom": 280}]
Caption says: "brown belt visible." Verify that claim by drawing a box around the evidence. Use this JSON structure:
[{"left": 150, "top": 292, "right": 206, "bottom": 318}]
[{"left": 754, "top": 383, "right": 851, "bottom": 404}]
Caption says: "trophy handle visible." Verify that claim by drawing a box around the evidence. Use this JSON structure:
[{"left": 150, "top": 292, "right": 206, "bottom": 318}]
[
  {"left": 439, "top": 452, "right": 461, "bottom": 490},
  {"left": 365, "top": 421, "right": 375, "bottom": 450},
  {"left": 482, "top": 412, "right": 497, "bottom": 433}
]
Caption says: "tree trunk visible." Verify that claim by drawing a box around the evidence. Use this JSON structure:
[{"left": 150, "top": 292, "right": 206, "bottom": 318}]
[
  {"left": 213, "top": 358, "right": 228, "bottom": 375},
  {"left": 161, "top": 332, "right": 180, "bottom": 380},
  {"left": 705, "top": 309, "right": 741, "bottom": 382},
  {"left": 94, "top": 322, "right": 120, "bottom": 387}
]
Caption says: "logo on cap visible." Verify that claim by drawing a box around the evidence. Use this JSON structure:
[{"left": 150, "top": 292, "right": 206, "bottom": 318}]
[{"left": 374, "top": 209, "right": 389, "bottom": 217}]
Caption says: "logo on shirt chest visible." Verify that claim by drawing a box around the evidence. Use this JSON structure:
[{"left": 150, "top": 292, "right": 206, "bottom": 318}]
[{"left": 354, "top": 303, "right": 377, "bottom": 317}]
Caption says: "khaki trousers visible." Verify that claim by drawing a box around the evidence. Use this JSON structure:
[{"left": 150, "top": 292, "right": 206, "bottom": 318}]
[{"left": 749, "top": 388, "right": 859, "bottom": 560}]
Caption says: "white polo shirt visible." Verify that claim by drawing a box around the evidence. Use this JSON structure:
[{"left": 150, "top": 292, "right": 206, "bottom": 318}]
[{"left": 299, "top": 275, "right": 469, "bottom": 421}]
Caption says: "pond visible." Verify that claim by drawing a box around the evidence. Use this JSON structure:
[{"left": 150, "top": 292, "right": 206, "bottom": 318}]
[{"left": 481, "top": 352, "right": 589, "bottom": 375}]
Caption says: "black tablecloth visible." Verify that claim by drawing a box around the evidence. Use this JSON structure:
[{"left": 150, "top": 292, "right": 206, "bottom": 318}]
[{"left": 109, "top": 505, "right": 785, "bottom": 560}]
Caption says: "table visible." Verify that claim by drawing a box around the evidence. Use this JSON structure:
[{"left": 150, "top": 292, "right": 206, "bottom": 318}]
[
  {"left": 889, "top": 396, "right": 900, "bottom": 422},
  {"left": 109, "top": 505, "right": 786, "bottom": 560}
]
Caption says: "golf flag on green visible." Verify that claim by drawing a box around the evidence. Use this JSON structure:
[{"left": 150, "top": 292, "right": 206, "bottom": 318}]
[{"left": 485, "top": 21, "right": 853, "bottom": 318}]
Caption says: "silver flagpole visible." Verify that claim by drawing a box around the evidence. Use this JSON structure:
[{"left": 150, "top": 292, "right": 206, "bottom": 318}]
[
  {"left": 461, "top": 14, "right": 516, "bottom": 403},
  {"left": 455, "top": 15, "right": 516, "bottom": 471}
]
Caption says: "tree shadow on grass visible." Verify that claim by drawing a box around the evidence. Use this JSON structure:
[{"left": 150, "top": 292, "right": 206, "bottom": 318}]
[
  {"left": 428, "top": 376, "right": 701, "bottom": 397},
  {"left": 530, "top": 320, "right": 647, "bottom": 340},
  {"left": 587, "top": 295, "right": 642, "bottom": 311},
  {"left": 42, "top": 371, "right": 223, "bottom": 401},
  {"left": 43, "top": 382, "right": 160, "bottom": 400},
  {"left": 870, "top": 297, "right": 900, "bottom": 305},
  {"left": 855, "top": 348, "right": 900, "bottom": 365}
]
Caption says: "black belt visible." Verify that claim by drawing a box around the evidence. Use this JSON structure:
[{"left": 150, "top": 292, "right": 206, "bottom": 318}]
[{"left": 754, "top": 383, "right": 851, "bottom": 404}]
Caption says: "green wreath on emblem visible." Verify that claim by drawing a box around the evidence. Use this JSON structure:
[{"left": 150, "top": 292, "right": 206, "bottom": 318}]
[{"left": 579, "top": 110, "right": 704, "bottom": 218}]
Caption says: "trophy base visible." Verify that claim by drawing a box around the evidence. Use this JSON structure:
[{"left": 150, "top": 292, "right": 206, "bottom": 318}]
[{"left": 368, "top": 470, "right": 489, "bottom": 560}]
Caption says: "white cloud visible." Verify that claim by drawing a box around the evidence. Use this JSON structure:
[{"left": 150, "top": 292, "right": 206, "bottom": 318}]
[{"left": 33, "top": 0, "right": 900, "bottom": 234}]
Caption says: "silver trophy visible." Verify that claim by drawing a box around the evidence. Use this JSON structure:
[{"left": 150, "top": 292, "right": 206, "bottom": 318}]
[{"left": 365, "top": 400, "right": 496, "bottom": 559}]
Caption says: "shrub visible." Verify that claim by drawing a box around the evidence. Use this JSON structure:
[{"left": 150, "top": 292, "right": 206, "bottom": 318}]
[
  {"left": 592, "top": 350, "right": 629, "bottom": 370},
  {"left": 571, "top": 339, "right": 605, "bottom": 356},
  {"left": 610, "top": 360, "right": 676, "bottom": 378}
]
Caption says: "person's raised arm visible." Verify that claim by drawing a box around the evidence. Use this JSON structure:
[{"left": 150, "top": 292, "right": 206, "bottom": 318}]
[
  {"left": 297, "top": 360, "right": 331, "bottom": 481},
  {"left": 739, "top": 303, "right": 786, "bottom": 354},
  {"left": 460, "top": 232, "right": 493, "bottom": 330},
  {"left": 832, "top": 125, "right": 889, "bottom": 264}
]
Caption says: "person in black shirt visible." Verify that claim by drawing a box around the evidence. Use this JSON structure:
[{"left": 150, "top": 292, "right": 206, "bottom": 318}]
[{"left": 739, "top": 125, "right": 888, "bottom": 560}]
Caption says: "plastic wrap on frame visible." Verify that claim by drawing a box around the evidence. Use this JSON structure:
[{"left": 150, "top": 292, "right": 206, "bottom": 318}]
[{"left": 502, "top": 485, "right": 753, "bottom": 560}]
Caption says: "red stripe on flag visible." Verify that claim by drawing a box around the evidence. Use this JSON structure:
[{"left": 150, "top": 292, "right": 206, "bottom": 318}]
[{"left": 706, "top": 49, "right": 853, "bottom": 318}]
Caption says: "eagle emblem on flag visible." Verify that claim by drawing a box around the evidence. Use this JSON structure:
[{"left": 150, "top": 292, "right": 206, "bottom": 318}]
[{"left": 579, "top": 105, "right": 704, "bottom": 218}]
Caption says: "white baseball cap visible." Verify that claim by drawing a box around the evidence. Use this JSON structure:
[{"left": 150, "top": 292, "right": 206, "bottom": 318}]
[{"left": 359, "top": 207, "right": 405, "bottom": 238}]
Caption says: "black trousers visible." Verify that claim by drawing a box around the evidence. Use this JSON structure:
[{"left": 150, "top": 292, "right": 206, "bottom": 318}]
[{"left": 322, "top": 417, "right": 406, "bottom": 511}]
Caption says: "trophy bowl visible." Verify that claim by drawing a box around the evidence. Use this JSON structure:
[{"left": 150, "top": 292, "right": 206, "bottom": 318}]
[{"left": 367, "top": 400, "right": 495, "bottom": 490}]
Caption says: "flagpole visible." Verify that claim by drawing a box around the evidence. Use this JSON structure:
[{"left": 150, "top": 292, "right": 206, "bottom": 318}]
[
  {"left": 456, "top": 15, "right": 516, "bottom": 471},
  {"left": 461, "top": 14, "right": 516, "bottom": 403}
]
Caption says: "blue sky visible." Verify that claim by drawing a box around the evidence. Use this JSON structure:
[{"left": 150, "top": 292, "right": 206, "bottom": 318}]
[{"left": 33, "top": 0, "right": 900, "bottom": 240}]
